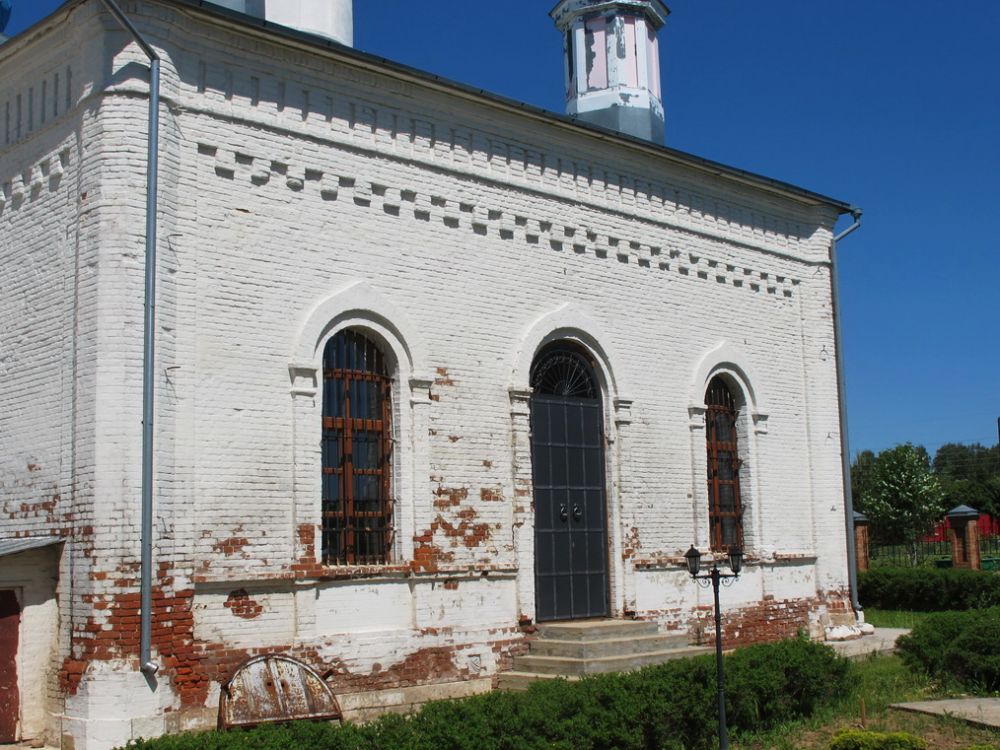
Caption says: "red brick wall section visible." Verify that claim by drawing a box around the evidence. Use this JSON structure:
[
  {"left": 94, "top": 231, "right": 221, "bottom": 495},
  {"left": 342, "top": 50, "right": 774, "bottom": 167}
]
[
  {"left": 686, "top": 591, "right": 852, "bottom": 648},
  {"left": 60, "top": 555, "right": 525, "bottom": 708},
  {"left": 223, "top": 590, "right": 263, "bottom": 620},
  {"left": 58, "top": 542, "right": 849, "bottom": 714}
]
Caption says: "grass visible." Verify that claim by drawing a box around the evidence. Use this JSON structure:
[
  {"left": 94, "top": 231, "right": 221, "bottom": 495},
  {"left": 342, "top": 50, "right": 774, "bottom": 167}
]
[
  {"left": 862, "top": 608, "right": 934, "bottom": 629},
  {"left": 732, "top": 655, "right": 1000, "bottom": 749}
]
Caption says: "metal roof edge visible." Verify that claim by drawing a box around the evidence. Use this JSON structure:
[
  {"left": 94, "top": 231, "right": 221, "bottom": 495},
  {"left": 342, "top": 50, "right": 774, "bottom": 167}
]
[
  {"left": 6, "top": 0, "right": 856, "bottom": 214},
  {"left": 0, "top": 536, "right": 64, "bottom": 558}
]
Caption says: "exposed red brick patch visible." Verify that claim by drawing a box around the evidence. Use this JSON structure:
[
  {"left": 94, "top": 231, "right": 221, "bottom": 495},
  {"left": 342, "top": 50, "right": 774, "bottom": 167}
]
[
  {"left": 18, "top": 498, "right": 56, "bottom": 514},
  {"left": 433, "top": 486, "right": 469, "bottom": 509},
  {"left": 224, "top": 589, "right": 264, "bottom": 620},
  {"left": 410, "top": 543, "right": 456, "bottom": 573},
  {"left": 348, "top": 646, "right": 461, "bottom": 688},
  {"left": 297, "top": 524, "right": 316, "bottom": 561},
  {"left": 212, "top": 537, "right": 250, "bottom": 556},
  {"left": 480, "top": 487, "right": 503, "bottom": 502},
  {"left": 434, "top": 367, "right": 455, "bottom": 386},
  {"left": 623, "top": 526, "right": 641, "bottom": 559},
  {"left": 426, "top": 512, "right": 492, "bottom": 549},
  {"left": 676, "top": 591, "right": 853, "bottom": 650}
]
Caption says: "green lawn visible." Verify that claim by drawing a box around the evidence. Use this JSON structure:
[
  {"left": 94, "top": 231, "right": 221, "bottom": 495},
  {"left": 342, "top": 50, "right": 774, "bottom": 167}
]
[
  {"left": 733, "top": 654, "right": 999, "bottom": 749},
  {"left": 862, "top": 608, "right": 934, "bottom": 629}
]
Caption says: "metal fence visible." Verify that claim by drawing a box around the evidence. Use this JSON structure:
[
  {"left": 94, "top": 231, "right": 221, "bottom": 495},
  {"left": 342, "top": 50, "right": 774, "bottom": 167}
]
[
  {"left": 982, "top": 528, "right": 1000, "bottom": 569},
  {"left": 869, "top": 538, "right": 953, "bottom": 569},
  {"left": 867, "top": 514, "right": 1000, "bottom": 570}
]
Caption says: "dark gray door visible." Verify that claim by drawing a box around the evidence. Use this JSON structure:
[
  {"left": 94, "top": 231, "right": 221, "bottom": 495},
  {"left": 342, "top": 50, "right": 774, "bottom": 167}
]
[{"left": 530, "top": 348, "right": 610, "bottom": 622}]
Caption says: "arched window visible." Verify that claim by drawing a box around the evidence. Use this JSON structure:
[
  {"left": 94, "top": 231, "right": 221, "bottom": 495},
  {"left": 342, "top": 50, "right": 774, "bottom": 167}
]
[
  {"left": 706, "top": 376, "right": 743, "bottom": 552},
  {"left": 530, "top": 346, "right": 600, "bottom": 399},
  {"left": 322, "top": 329, "right": 393, "bottom": 565}
]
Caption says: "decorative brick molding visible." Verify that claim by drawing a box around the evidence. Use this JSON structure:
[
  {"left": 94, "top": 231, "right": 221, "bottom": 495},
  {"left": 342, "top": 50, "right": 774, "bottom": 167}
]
[
  {"left": 0, "top": 148, "right": 70, "bottom": 214},
  {"left": 195, "top": 142, "right": 803, "bottom": 301}
]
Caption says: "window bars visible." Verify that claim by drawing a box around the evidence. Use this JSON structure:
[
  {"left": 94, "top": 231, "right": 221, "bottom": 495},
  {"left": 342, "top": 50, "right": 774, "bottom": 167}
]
[
  {"left": 321, "top": 329, "right": 394, "bottom": 565},
  {"left": 706, "top": 376, "right": 744, "bottom": 552}
]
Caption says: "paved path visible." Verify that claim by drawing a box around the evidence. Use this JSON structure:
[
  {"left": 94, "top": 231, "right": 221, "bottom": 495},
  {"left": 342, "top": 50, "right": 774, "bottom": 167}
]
[
  {"left": 891, "top": 698, "right": 1000, "bottom": 730},
  {"left": 829, "top": 627, "right": 910, "bottom": 659}
]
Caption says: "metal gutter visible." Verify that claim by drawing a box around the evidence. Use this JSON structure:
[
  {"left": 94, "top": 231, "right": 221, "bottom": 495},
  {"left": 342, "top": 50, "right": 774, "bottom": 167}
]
[
  {"left": 830, "top": 209, "right": 863, "bottom": 617},
  {"left": 97, "top": 0, "right": 160, "bottom": 677}
]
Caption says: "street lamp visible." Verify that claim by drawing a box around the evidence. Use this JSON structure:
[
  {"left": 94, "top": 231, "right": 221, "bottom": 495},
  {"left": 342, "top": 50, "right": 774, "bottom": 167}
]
[{"left": 685, "top": 545, "right": 743, "bottom": 750}]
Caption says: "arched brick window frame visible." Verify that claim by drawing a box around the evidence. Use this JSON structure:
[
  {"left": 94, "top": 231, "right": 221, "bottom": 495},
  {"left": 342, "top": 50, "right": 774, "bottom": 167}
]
[
  {"left": 290, "top": 281, "right": 432, "bottom": 569},
  {"left": 689, "top": 343, "right": 768, "bottom": 555}
]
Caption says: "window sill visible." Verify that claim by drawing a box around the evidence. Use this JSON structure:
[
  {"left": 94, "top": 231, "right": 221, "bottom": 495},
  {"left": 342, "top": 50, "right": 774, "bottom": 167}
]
[
  {"left": 193, "top": 562, "right": 519, "bottom": 586},
  {"left": 631, "top": 550, "right": 818, "bottom": 572}
]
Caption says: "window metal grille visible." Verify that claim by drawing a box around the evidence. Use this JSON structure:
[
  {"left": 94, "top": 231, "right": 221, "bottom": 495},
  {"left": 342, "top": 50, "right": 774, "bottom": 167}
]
[
  {"left": 706, "top": 376, "right": 744, "bottom": 552},
  {"left": 530, "top": 348, "right": 599, "bottom": 399},
  {"left": 321, "top": 329, "right": 393, "bottom": 565},
  {"left": 529, "top": 345, "right": 610, "bottom": 621}
]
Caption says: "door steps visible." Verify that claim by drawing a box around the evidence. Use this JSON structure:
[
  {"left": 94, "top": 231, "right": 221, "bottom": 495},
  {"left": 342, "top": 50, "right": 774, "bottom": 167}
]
[{"left": 498, "top": 619, "right": 711, "bottom": 691}]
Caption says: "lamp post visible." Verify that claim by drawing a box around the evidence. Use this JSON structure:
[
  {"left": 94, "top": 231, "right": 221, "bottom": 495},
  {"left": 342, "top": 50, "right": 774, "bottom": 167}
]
[{"left": 685, "top": 545, "right": 743, "bottom": 750}]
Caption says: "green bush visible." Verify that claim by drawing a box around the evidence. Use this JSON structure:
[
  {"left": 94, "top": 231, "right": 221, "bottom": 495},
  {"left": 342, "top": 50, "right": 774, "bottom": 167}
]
[
  {"left": 828, "top": 729, "right": 926, "bottom": 750},
  {"left": 858, "top": 567, "right": 1000, "bottom": 612},
  {"left": 122, "top": 636, "right": 847, "bottom": 750},
  {"left": 896, "top": 606, "right": 1000, "bottom": 691},
  {"left": 726, "top": 635, "right": 848, "bottom": 729}
]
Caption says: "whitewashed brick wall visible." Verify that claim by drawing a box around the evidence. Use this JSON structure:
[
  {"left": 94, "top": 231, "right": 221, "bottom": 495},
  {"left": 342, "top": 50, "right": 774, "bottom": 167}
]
[{"left": 0, "top": 2, "right": 853, "bottom": 747}]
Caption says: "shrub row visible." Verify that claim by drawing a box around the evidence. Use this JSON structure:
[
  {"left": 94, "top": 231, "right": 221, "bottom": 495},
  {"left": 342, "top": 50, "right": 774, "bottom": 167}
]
[
  {"left": 896, "top": 606, "right": 1000, "bottom": 692},
  {"left": 858, "top": 567, "right": 1000, "bottom": 612},
  {"left": 123, "top": 636, "right": 848, "bottom": 750},
  {"left": 828, "top": 729, "right": 926, "bottom": 750}
]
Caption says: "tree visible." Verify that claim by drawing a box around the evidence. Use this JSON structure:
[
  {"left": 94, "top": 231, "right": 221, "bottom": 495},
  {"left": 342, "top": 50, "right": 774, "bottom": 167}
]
[
  {"left": 864, "top": 443, "right": 946, "bottom": 564},
  {"left": 933, "top": 442, "right": 1000, "bottom": 518},
  {"left": 851, "top": 449, "right": 877, "bottom": 513}
]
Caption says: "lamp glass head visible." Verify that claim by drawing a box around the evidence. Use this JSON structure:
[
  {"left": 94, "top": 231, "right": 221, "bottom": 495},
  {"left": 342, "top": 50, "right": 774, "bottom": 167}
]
[
  {"left": 728, "top": 548, "right": 744, "bottom": 575},
  {"left": 684, "top": 545, "right": 702, "bottom": 576}
]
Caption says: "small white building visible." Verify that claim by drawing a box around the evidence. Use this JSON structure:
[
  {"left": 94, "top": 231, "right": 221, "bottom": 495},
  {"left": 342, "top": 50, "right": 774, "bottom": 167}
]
[{"left": 0, "top": 0, "right": 859, "bottom": 747}]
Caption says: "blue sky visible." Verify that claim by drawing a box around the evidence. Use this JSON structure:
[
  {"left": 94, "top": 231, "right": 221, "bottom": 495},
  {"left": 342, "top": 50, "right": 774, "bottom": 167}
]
[{"left": 6, "top": 1, "right": 999, "bottom": 456}]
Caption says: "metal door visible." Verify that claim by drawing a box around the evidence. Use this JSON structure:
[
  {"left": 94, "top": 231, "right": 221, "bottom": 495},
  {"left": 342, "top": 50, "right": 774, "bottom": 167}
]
[
  {"left": 530, "top": 348, "right": 609, "bottom": 622},
  {"left": 0, "top": 590, "right": 19, "bottom": 743}
]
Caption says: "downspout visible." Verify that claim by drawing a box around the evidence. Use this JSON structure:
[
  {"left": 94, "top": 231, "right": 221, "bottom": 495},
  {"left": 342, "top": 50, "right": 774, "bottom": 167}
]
[
  {"left": 830, "top": 208, "right": 863, "bottom": 619},
  {"left": 98, "top": 0, "right": 160, "bottom": 676}
]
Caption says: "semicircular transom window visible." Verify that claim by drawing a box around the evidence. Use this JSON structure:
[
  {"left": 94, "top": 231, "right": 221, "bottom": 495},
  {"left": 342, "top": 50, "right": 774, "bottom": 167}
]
[{"left": 531, "top": 347, "right": 599, "bottom": 399}]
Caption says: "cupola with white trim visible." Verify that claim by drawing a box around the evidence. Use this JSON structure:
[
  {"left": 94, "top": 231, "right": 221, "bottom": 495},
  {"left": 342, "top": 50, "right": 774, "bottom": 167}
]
[{"left": 550, "top": 0, "right": 669, "bottom": 143}]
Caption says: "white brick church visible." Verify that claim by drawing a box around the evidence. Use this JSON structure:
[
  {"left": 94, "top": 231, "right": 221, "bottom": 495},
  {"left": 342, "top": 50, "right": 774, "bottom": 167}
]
[{"left": 0, "top": 0, "right": 860, "bottom": 746}]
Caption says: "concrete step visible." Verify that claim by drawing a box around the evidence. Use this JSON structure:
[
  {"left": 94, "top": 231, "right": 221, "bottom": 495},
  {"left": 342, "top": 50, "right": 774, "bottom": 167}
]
[
  {"left": 512, "top": 645, "right": 712, "bottom": 676},
  {"left": 496, "top": 671, "right": 581, "bottom": 692},
  {"left": 535, "top": 619, "right": 660, "bottom": 641},
  {"left": 529, "top": 633, "right": 691, "bottom": 659}
]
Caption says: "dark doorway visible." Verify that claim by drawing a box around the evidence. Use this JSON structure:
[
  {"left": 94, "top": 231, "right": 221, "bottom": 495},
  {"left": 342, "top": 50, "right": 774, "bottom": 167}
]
[
  {"left": 0, "top": 589, "right": 19, "bottom": 743},
  {"left": 530, "top": 345, "right": 610, "bottom": 622}
]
